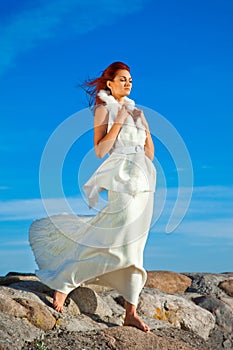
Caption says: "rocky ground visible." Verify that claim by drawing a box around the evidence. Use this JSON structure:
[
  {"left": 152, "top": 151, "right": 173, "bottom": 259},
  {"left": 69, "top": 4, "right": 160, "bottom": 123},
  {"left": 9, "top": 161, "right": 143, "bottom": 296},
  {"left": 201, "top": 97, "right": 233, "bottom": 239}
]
[{"left": 0, "top": 270, "right": 233, "bottom": 350}]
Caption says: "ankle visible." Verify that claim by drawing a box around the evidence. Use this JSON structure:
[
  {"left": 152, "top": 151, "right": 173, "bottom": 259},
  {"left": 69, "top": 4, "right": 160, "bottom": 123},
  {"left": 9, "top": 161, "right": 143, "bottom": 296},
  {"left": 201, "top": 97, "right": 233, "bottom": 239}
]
[
  {"left": 126, "top": 310, "right": 137, "bottom": 317},
  {"left": 125, "top": 302, "right": 137, "bottom": 316}
]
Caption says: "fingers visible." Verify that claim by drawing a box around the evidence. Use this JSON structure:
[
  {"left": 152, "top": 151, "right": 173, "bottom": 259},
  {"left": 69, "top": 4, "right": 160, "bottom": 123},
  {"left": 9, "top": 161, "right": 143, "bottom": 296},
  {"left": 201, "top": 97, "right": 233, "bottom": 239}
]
[
  {"left": 133, "top": 108, "right": 143, "bottom": 117},
  {"left": 116, "top": 105, "right": 130, "bottom": 125}
]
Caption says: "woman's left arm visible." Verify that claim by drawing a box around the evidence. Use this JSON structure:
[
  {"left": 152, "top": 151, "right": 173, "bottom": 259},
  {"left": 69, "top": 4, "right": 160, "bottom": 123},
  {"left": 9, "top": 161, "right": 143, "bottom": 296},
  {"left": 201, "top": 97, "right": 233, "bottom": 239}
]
[{"left": 133, "top": 109, "right": 154, "bottom": 161}]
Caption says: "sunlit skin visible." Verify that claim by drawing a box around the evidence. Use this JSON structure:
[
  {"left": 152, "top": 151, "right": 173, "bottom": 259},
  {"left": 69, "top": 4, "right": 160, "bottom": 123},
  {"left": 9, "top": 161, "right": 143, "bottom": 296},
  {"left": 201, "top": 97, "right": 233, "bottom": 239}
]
[
  {"left": 106, "top": 69, "right": 133, "bottom": 103},
  {"left": 94, "top": 69, "right": 154, "bottom": 160},
  {"left": 53, "top": 69, "right": 153, "bottom": 333}
]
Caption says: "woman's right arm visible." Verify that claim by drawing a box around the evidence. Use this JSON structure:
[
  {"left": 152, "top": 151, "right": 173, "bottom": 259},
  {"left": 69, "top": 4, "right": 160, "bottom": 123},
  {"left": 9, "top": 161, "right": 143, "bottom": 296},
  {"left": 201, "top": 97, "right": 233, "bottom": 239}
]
[{"left": 94, "top": 105, "right": 128, "bottom": 158}]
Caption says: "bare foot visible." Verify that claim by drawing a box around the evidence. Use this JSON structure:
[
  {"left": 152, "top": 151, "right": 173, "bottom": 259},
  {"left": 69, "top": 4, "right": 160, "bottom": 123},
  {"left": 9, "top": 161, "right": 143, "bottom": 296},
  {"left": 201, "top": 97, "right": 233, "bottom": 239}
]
[
  {"left": 53, "top": 290, "right": 67, "bottom": 313},
  {"left": 124, "top": 313, "right": 150, "bottom": 333}
]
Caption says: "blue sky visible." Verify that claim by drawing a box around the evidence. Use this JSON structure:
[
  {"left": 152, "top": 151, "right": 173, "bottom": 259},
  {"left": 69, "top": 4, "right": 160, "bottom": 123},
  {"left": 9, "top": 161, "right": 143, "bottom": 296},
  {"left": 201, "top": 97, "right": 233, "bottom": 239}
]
[{"left": 0, "top": 0, "right": 232, "bottom": 275}]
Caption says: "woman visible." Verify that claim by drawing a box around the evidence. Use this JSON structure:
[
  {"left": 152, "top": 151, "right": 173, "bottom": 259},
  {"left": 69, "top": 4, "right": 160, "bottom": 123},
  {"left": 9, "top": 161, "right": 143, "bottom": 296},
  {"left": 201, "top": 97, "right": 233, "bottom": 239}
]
[{"left": 29, "top": 61, "right": 156, "bottom": 333}]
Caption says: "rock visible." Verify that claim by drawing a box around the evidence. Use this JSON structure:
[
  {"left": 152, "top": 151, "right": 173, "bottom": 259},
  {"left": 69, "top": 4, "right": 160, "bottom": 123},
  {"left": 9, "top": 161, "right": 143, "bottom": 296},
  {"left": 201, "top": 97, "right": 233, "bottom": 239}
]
[
  {"left": 6, "top": 272, "right": 36, "bottom": 277},
  {"left": 101, "top": 326, "right": 198, "bottom": 350},
  {"left": 145, "top": 270, "right": 192, "bottom": 293},
  {"left": 0, "top": 272, "right": 39, "bottom": 286},
  {"left": 206, "top": 325, "right": 233, "bottom": 350},
  {"left": 43, "top": 294, "right": 81, "bottom": 318},
  {"left": 153, "top": 326, "right": 208, "bottom": 350},
  {"left": 0, "top": 292, "right": 27, "bottom": 317},
  {"left": 0, "top": 285, "right": 47, "bottom": 305},
  {"left": 219, "top": 296, "right": 233, "bottom": 312},
  {"left": 223, "top": 338, "right": 233, "bottom": 349},
  {"left": 10, "top": 280, "right": 53, "bottom": 295},
  {"left": 69, "top": 286, "right": 113, "bottom": 318},
  {"left": 65, "top": 296, "right": 81, "bottom": 316},
  {"left": 138, "top": 289, "right": 215, "bottom": 340},
  {"left": 24, "top": 326, "right": 201, "bottom": 350},
  {"left": 219, "top": 279, "right": 233, "bottom": 297},
  {"left": 139, "top": 315, "right": 173, "bottom": 331},
  {"left": 15, "top": 298, "right": 56, "bottom": 331},
  {"left": 0, "top": 312, "right": 42, "bottom": 350},
  {"left": 3, "top": 271, "right": 233, "bottom": 349},
  {"left": 185, "top": 273, "right": 227, "bottom": 296},
  {"left": 98, "top": 291, "right": 126, "bottom": 316},
  {"left": 193, "top": 295, "right": 233, "bottom": 334},
  {"left": 58, "top": 313, "right": 108, "bottom": 332}
]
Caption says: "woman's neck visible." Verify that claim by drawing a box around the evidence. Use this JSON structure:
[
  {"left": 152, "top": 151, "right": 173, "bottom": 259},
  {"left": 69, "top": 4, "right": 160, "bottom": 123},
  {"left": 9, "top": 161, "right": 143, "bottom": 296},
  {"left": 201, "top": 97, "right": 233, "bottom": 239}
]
[{"left": 112, "top": 94, "right": 125, "bottom": 104}]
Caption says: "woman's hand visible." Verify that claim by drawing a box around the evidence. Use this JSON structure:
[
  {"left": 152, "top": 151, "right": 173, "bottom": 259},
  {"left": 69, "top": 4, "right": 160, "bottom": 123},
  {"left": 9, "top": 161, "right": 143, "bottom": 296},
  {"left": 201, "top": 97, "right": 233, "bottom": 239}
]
[
  {"left": 133, "top": 108, "right": 154, "bottom": 160},
  {"left": 115, "top": 105, "right": 129, "bottom": 125},
  {"left": 133, "top": 108, "right": 149, "bottom": 129},
  {"left": 94, "top": 105, "right": 129, "bottom": 158}
]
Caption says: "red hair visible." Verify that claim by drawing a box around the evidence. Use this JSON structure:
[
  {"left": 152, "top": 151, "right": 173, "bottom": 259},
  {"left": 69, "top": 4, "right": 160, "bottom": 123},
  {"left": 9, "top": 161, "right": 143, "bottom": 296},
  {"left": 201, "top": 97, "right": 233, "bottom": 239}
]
[{"left": 82, "top": 61, "right": 130, "bottom": 106}]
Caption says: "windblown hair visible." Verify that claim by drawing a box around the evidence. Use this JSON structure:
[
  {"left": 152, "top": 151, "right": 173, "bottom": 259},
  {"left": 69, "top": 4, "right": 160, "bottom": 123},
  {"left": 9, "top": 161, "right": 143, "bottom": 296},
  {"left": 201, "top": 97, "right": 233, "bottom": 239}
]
[{"left": 81, "top": 61, "right": 130, "bottom": 107}]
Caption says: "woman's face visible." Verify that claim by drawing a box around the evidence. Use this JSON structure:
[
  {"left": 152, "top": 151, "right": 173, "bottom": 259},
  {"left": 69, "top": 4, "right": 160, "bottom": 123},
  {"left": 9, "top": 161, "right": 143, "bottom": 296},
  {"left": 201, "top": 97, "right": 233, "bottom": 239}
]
[{"left": 107, "top": 69, "right": 132, "bottom": 100}]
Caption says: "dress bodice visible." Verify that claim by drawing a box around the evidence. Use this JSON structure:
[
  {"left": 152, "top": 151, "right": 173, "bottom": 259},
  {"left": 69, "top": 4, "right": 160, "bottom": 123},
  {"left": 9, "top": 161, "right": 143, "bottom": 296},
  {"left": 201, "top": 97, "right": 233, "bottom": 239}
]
[
  {"left": 109, "top": 114, "right": 147, "bottom": 154},
  {"left": 83, "top": 91, "right": 156, "bottom": 207}
]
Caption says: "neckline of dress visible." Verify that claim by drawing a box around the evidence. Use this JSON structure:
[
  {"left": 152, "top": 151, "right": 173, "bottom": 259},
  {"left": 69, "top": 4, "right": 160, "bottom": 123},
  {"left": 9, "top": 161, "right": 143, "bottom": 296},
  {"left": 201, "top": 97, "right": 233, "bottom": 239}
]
[{"left": 97, "top": 90, "right": 135, "bottom": 112}]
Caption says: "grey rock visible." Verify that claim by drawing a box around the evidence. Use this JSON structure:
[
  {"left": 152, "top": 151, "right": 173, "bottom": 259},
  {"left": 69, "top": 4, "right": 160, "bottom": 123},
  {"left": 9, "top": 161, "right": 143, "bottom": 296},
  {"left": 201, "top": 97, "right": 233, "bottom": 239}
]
[
  {"left": 69, "top": 286, "right": 113, "bottom": 318},
  {"left": 0, "top": 272, "right": 38, "bottom": 286},
  {"left": 10, "top": 280, "right": 53, "bottom": 295},
  {"left": 0, "top": 312, "right": 42, "bottom": 350},
  {"left": 223, "top": 339, "right": 233, "bottom": 350},
  {"left": 219, "top": 295, "right": 233, "bottom": 312},
  {"left": 65, "top": 296, "right": 81, "bottom": 316},
  {"left": 42, "top": 294, "right": 81, "bottom": 318},
  {"left": 193, "top": 295, "right": 233, "bottom": 334},
  {"left": 98, "top": 292, "right": 125, "bottom": 316},
  {"left": 140, "top": 315, "right": 174, "bottom": 331},
  {"left": 2, "top": 271, "right": 233, "bottom": 349},
  {"left": 206, "top": 325, "right": 233, "bottom": 350},
  {"left": 138, "top": 289, "right": 215, "bottom": 340},
  {"left": 58, "top": 313, "right": 108, "bottom": 332},
  {"left": 0, "top": 285, "right": 46, "bottom": 305},
  {"left": 185, "top": 273, "right": 228, "bottom": 297}
]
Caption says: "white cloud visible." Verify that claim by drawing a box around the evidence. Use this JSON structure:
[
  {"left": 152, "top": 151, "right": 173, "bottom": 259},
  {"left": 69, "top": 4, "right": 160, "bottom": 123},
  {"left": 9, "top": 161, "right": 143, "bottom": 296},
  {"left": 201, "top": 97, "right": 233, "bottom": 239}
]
[
  {"left": 175, "top": 218, "right": 233, "bottom": 239},
  {"left": 0, "top": 240, "right": 29, "bottom": 247},
  {"left": 0, "top": 0, "right": 148, "bottom": 75},
  {"left": 1, "top": 186, "right": 232, "bottom": 242},
  {"left": 151, "top": 185, "right": 233, "bottom": 239},
  {"left": 0, "top": 185, "right": 232, "bottom": 274},
  {"left": 0, "top": 195, "right": 99, "bottom": 221}
]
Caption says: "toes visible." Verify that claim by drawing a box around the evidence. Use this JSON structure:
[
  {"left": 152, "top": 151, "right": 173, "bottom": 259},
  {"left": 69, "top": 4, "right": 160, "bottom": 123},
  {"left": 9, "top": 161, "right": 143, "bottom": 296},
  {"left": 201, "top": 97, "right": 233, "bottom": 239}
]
[
  {"left": 55, "top": 306, "right": 63, "bottom": 313},
  {"left": 140, "top": 322, "right": 149, "bottom": 333},
  {"left": 144, "top": 325, "right": 150, "bottom": 333},
  {"left": 53, "top": 301, "right": 63, "bottom": 313}
]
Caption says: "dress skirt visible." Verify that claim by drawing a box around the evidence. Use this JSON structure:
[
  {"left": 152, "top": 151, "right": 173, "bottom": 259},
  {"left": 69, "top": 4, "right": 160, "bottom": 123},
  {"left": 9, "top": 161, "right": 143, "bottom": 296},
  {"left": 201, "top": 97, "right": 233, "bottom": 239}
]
[{"left": 29, "top": 190, "right": 154, "bottom": 306}]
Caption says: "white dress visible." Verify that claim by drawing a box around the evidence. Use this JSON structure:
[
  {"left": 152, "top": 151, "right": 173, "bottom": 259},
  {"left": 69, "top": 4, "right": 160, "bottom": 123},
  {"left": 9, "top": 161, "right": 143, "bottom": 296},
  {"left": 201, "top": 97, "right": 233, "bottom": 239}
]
[{"left": 29, "top": 90, "right": 156, "bottom": 306}]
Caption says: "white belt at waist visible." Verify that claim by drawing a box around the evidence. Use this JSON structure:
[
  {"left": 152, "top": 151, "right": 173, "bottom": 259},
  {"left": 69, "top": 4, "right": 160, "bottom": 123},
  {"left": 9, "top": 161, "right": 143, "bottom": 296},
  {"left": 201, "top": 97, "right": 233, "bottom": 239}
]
[{"left": 110, "top": 145, "right": 144, "bottom": 155}]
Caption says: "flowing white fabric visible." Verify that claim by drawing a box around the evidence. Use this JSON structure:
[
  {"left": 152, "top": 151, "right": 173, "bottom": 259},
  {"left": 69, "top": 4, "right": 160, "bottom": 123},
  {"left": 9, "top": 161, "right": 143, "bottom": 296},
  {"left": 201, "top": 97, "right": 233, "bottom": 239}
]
[
  {"left": 83, "top": 90, "right": 156, "bottom": 207},
  {"left": 29, "top": 91, "right": 156, "bottom": 306}
]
